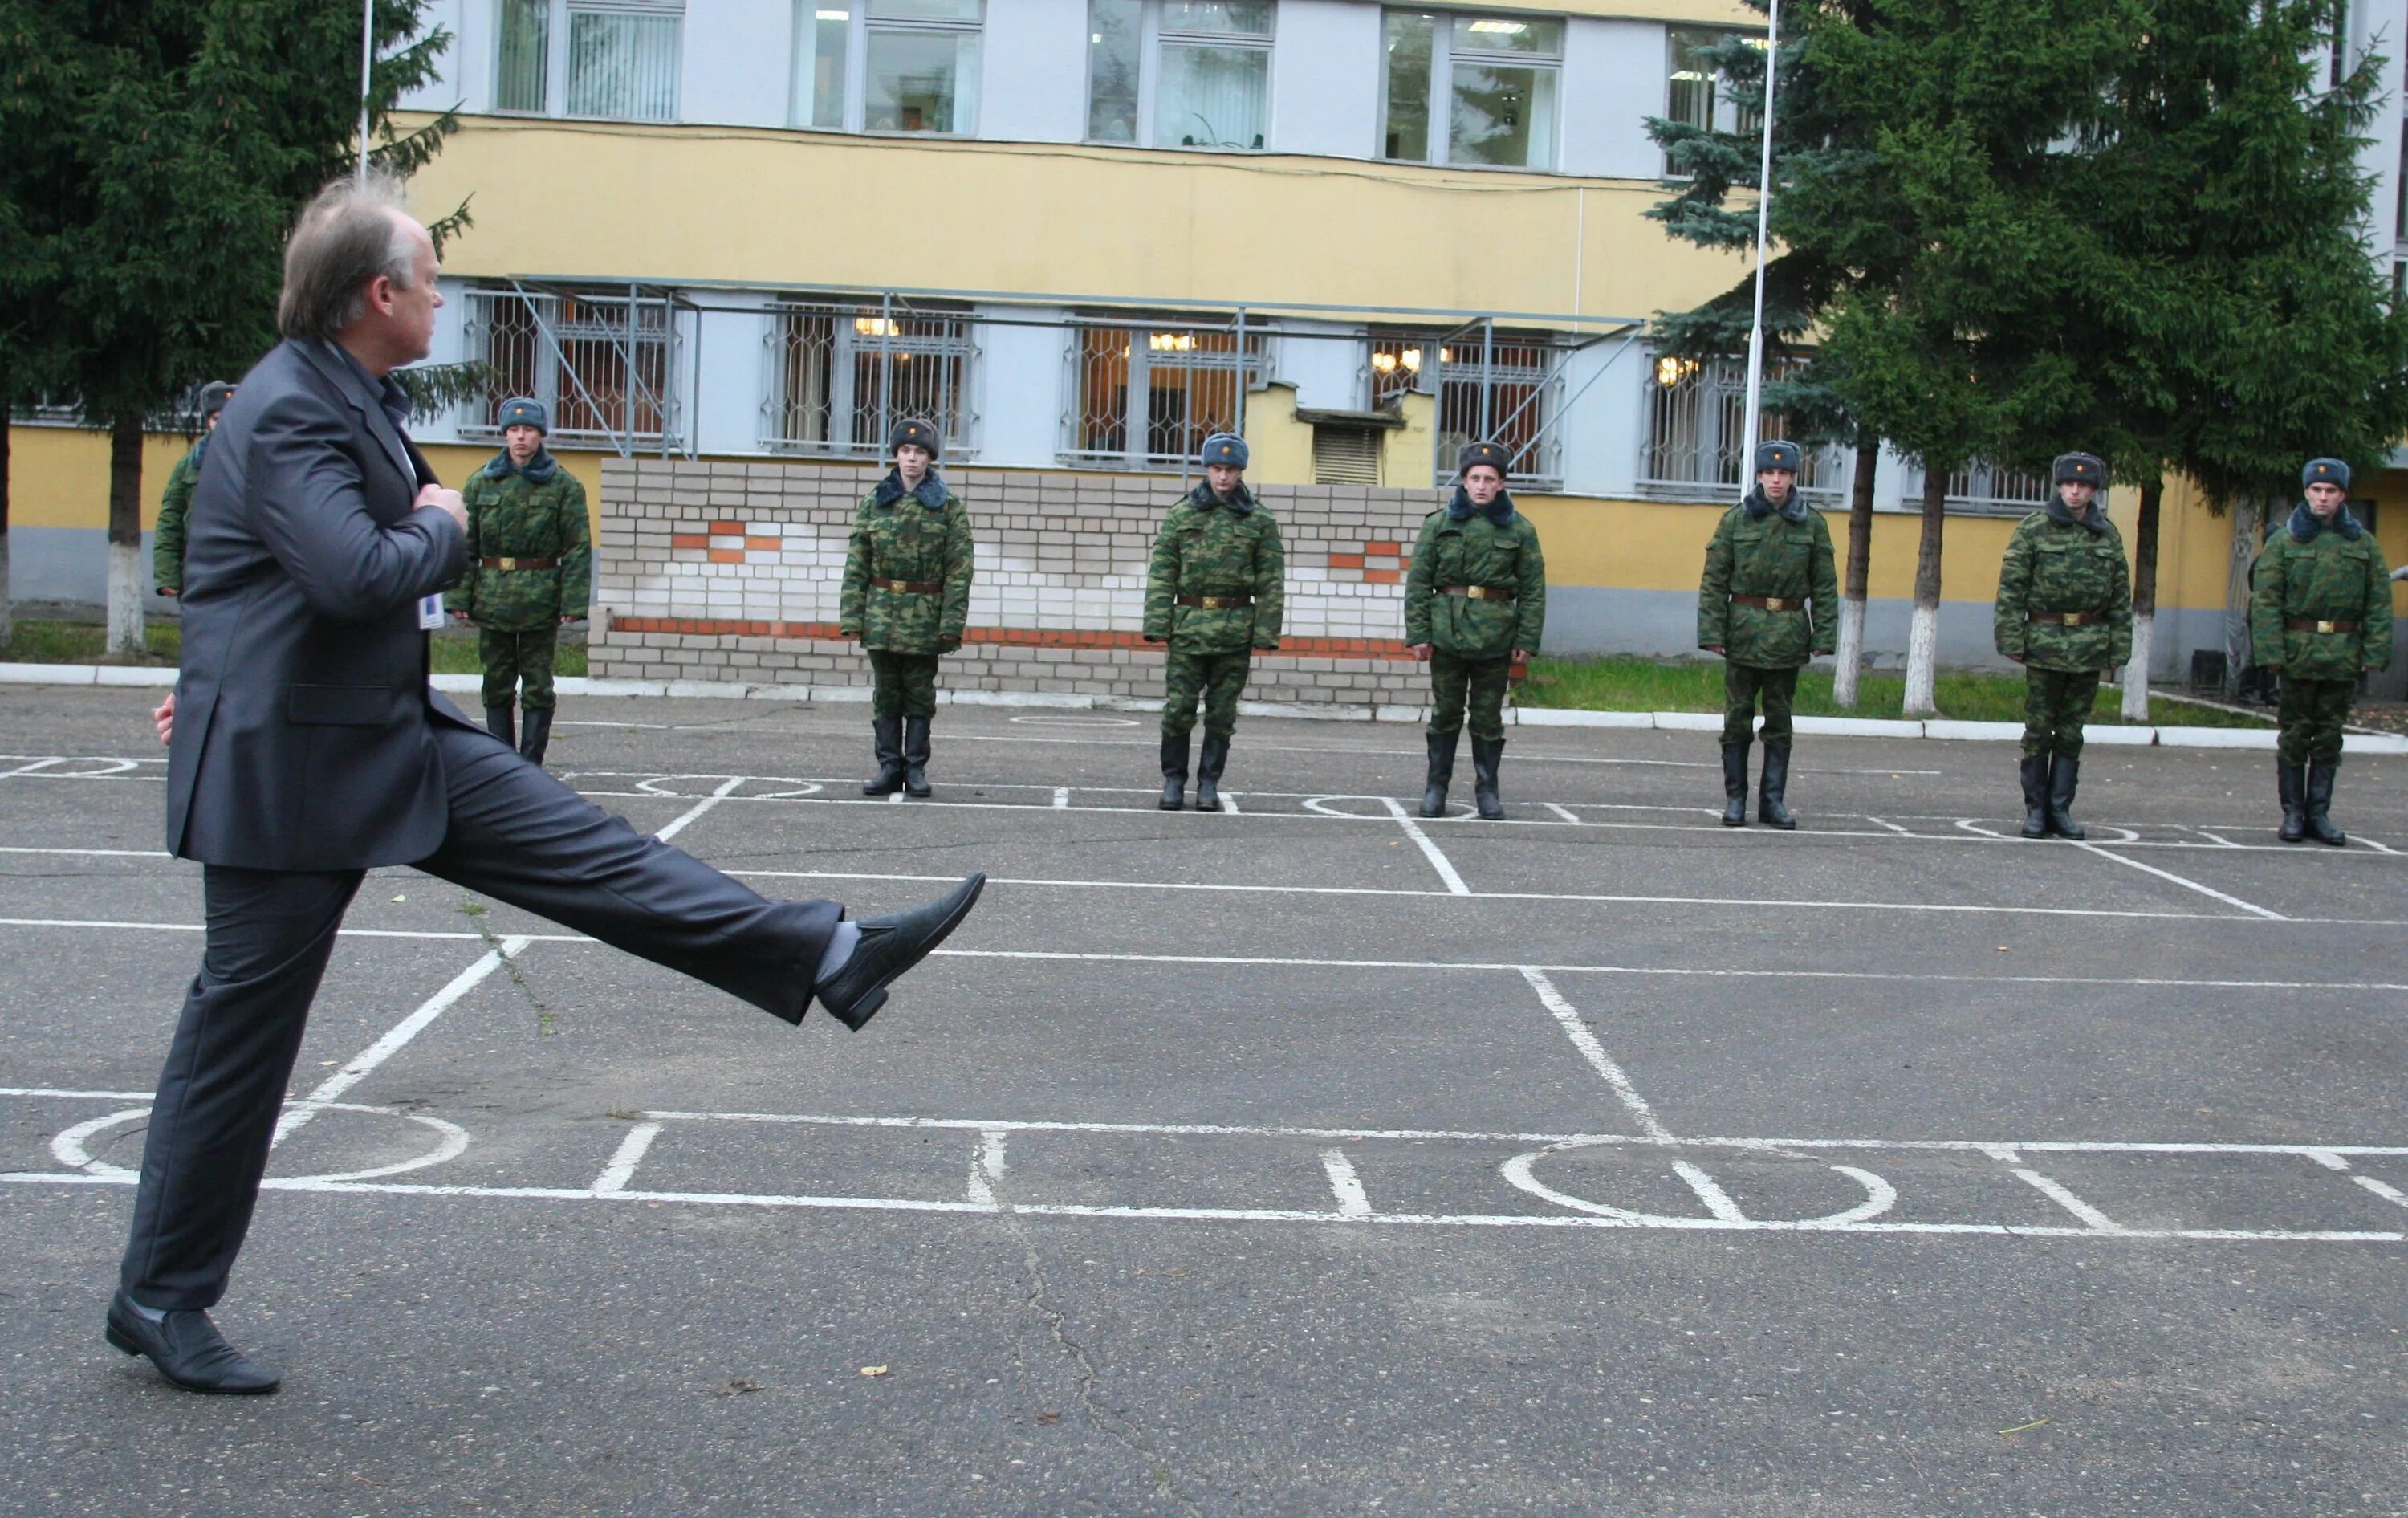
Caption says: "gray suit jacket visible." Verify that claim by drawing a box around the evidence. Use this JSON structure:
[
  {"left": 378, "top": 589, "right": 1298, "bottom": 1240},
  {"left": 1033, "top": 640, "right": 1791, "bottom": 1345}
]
[{"left": 165, "top": 338, "right": 472, "bottom": 869}]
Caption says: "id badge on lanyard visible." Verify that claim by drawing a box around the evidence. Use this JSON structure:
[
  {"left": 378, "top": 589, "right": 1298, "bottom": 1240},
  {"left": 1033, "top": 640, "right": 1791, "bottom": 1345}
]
[{"left": 418, "top": 592, "right": 447, "bottom": 630}]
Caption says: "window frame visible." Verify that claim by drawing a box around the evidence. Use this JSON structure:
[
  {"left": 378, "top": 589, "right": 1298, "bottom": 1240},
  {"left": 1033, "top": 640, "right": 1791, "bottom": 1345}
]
[
  {"left": 462, "top": 283, "right": 685, "bottom": 452},
  {"left": 790, "top": 0, "right": 986, "bottom": 137},
  {"left": 1371, "top": 326, "right": 1568, "bottom": 487},
  {"left": 495, "top": 0, "right": 685, "bottom": 123},
  {"left": 1636, "top": 349, "right": 1837, "bottom": 504},
  {"left": 1376, "top": 9, "right": 1564, "bottom": 173},
  {"left": 1060, "top": 313, "right": 1275, "bottom": 470},
  {"left": 759, "top": 299, "right": 982, "bottom": 460},
  {"left": 1662, "top": 26, "right": 1766, "bottom": 177},
  {"left": 1084, "top": 1, "right": 1276, "bottom": 153}
]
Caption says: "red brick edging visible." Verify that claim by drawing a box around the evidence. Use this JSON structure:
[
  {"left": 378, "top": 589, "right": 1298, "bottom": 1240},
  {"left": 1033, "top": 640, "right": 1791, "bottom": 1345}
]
[{"left": 606, "top": 616, "right": 1422, "bottom": 661}]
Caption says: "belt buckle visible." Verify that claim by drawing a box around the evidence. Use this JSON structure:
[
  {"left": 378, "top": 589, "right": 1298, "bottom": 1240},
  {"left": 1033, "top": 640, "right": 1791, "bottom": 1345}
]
[
  {"left": 1767, "top": 598, "right": 1792, "bottom": 611},
  {"left": 2317, "top": 620, "right": 2338, "bottom": 634}
]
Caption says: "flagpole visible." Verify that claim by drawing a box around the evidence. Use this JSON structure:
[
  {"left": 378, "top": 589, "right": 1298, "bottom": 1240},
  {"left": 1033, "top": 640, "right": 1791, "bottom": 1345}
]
[
  {"left": 357, "top": 0, "right": 376, "bottom": 181},
  {"left": 1736, "top": 0, "right": 1781, "bottom": 488}
]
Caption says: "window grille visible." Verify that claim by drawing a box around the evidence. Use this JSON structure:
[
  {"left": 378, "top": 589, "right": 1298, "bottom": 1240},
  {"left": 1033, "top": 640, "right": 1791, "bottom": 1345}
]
[
  {"left": 1063, "top": 317, "right": 1271, "bottom": 468},
  {"left": 1379, "top": 10, "right": 1561, "bottom": 170},
  {"left": 462, "top": 286, "right": 680, "bottom": 451},
  {"left": 1898, "top": 462, "right": 2052, "bottom": 516},
  {"left": 761, "top": 301, "right": 978, "bottom": 458},
  {"left": 1374, "top": 328, "right": 1564, "bottom": 486},
  {"left": 1637, "top": 352, "right": 1833, "bottom": 501}
]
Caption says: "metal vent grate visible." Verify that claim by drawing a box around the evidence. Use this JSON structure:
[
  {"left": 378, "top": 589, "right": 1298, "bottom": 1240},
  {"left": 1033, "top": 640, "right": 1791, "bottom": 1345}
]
[{"left": 1313, "top": 425, "right": 1381, "bottom": 486}]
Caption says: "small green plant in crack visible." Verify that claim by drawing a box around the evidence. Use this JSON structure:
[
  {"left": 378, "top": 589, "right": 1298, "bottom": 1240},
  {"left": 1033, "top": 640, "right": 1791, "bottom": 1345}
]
[{"left": 459, "top": 897, "right": 557, "bottom": 1036}]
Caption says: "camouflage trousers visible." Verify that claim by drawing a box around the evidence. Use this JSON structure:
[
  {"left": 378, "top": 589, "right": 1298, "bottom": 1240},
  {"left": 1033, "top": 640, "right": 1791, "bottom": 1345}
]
[
  {"left": 2020, "top": 668, "right": 2101, "bottom": 760},
  {"left": 1722, "top": 662, "right": 1799, "bottom": 749},
  {"left": 868, "top": 650, "right": 941, "bottom": 719},
  {"left": 2277, "top": 676, "right": 2354, "bottom": 768},
  {"left": 479, "top": 626, "right": 559, "bottom": 712},
  {"left": 1162, "top": 650, "right": 1250, "bottom": 739},
  {"left": 1429, "top": 650, "right": 1512, "bottom": 742}
]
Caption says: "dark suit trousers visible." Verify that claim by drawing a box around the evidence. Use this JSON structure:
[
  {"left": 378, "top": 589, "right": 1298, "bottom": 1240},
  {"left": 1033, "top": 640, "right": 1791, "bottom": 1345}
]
[{"left": 121, "top": 721, "right": 841, "bottom": 1309}]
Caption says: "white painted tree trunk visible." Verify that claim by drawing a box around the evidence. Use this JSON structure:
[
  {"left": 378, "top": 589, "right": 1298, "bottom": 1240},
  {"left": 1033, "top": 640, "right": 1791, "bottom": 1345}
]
[
  {"left": 1832, "top": 596, "right": 1868, "bottom": 710},
  {"left": 0, "top": 532, "right": 12, "bottom": 649},
  {"left": 107, "top": 540, "right": 146, "bottom": 655},
  {"left": 2119, "top": 612, "right": 2154, "bottom": 722},
  {"left": 1902, "top": 601, "right": 1939, "bottom": 716}
]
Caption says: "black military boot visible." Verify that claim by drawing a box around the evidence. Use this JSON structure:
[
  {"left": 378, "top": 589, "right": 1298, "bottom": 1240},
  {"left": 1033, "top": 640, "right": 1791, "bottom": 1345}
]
[
  {"left": 2304, "top": 763, "right": 2347, "bottom": 846},
  {"left": 1720, "top": 743, "right": 1750, "bottom": 827},
  {"left": 1159, "top": 733, "right": 1190, "bottom": 810},
  {"left": 1421, "top": 731, "right": 1459, "bottom": 818},
  {"left": 902, "top": 717, "right": 933, "bottom": 799},
  {"left": 1470, "top": 736, "right": 1506, "bottom": 820},
  {"left": 863, "top": 717, "right": 906, "bottom": 796},
  {"left": 2018, "top": 756, "right": 2051, "bottom": 839},
  {"left": 2045, "top": 755, "right": 2086, "bottom": 840},
  {"left": 485, "top": 703, "right": 515, "bottom": 751},
  {"left": 2277, "top": 762, "right": 2308, "bottom": 843},
  {"left": 1756, "top": 744, "right": 1796, "bottom": 830},
  {"left": 1194, "top": 735, "right": 1230, "bottom": 812},
  {"left": 519, "top": 706, "right": 555, "bottom": 768}
]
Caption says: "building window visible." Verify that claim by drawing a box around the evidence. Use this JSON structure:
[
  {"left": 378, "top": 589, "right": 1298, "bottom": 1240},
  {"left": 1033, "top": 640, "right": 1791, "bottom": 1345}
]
[
  {"left": 1086, "top": 2, "right": 1275, "bottom": 150},
  {"left": 1375, "top": 329, "right": 1564, "bottom": 485},
  {"left": 1898, "top": 462, "right": 2050, "bottom": 516},
  {"left": 1663, "top": 28, "right": 1763, "bottom": 171},
  {"left": 762, "top": 301, "right": 978, "bottom": 458},
  {"left": 496, "top": 1, "right": 682, "bottom": 121},
  {"left": 791, "top": 1, "right": 983, "bottom": 135},
  {"left": 1638, "top": 352, "right": 1830, "bottom": 502},
  {"left": 464, "top": 286, "right": 681, "bottom": 450},
  {"left": 1064, "top": 317, "right": 1271, "bottom": 468},
  {"left": 1380, "top": 11, "right": 1561, "bottom": 171}
]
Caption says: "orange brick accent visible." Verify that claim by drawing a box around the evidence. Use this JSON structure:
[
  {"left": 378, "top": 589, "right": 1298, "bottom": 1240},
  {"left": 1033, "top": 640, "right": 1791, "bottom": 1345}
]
[
  {"left": 1365, "top": 540, "right": 1401, "bottom": 556},
  {"left": 707, "top": 519, "right": 746, "bottom": 535},
  {"left": 706, "top": 549, "right": 746, "bottom": 564},
  {"left": 745, "top": 537, "right": 783, "bottom": 551},
  {"left": 669, "top": 534, "right": 708, "bottom": 549},
  {"left": 1362, "top": 569, "right": 1402, "bottom": 584},
  {"left": 1327, "top": 552, "right": 1364, "bottom": 570},
  {"left": 606, "top": 617, "right": 1420, "bottom": 660}
]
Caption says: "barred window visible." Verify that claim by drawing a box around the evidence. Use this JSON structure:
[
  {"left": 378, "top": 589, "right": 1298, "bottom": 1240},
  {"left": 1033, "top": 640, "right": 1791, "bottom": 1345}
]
[
  {"left": 1086, "top": 1, "right": 1274, "bottom": 151},
  {"left": 1898, "top": 462, "right": 2052, "bottom": 516},
  {"left": 762, "top": 302, "right": 978, "bottom": 458},
  {"left": 1064, "top": 317, "right": 1271, "bottom": 468},
  {"left": 1638, "top": 352, "right": 1830, "bottom": 501},
  {"left": 463, "top": 286, "right": 680, "bottom": 450},
  {"left": 1373, "top": 330, "right": 1564, "bottom": 486}
]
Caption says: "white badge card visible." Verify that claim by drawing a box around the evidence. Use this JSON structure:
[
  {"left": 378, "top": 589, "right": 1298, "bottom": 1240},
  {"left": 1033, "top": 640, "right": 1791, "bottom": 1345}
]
[{"left": 417, "top": 592, "right": 447, "bottom": 630}]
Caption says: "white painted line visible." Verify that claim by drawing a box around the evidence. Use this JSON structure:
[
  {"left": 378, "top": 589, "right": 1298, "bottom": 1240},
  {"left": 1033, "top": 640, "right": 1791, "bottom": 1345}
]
[
  {"left": 2352, "top": 1174, "right": 2408, "bottom": 1210},
  {"left": 2192, "top": 829, "right": 2243, "bottom": 849},
  {"left": 2009, "top": 1167, "right": 2128, "bottom": 1233},
  {"left": 965, "top": 1129, "right": 1008, "bottom": 1207},
  {"left": 1218, "top": 792, "right": 1242, "bottom": 814},
  {"left": 1051, "top": 787, "right": 1070, "bottom": 810},
  {"left": 592, "top": 1121, "right": 662, "bottom": 1195},
  {"left": 653, "top": 777, "right": 746, "bottom": 841},
  {"left": 2072, "top": 841, "right": 2286, "bottom": 920},
  {"left": 1377, "top": 796, "right": 1471, "bottom": 896},
  {"left": 1865, "top": 816, "right": 1912, "bottom": 836},
  {"left": 271, "top": 938, "right": 531, "bottom": 1147},
  {"left": 888, "top": 790, "right": 905, "bottom": 804},
  {"left": 1543, "top": 802, "right": 1581, "bottom": 824},
  {"left": 1518, "top": 967, "right": 1672, "bottom": 1139},
  {"left": 1320, "top": 1149, "right": 1373, "bottom": 1219},
  {"left": 0, "top": 759, "right": 64, "bottom": 779},
  {"left": 2305, "top": 1149, "right": 2351, "bottom": 1170},
  {"left": 1671, "top": 1160, "right": 1747, "bottom": 1223},
  {"left": 2358, "top": 835, "right": 2402, "bottom": 857},
  {"left": 0, "top": 845, "right": 169, "bottom": 858},
  {"left": 0, "top": 1086, "right": 157, "bottom": 1101}
]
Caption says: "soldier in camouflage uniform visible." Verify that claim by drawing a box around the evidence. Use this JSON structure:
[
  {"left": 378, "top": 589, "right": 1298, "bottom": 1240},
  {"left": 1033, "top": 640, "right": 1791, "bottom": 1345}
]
[
  {"left": 1698, "top": 441, "right": 1838, "bottom": 830},
  {"left": 2251, "top": 457, "right": 2393, "bottom": 844},
  {"left": 840, "top": 418, "right": 975, "bottom": 799},
  {"left": 458, "top": 397, "right": 591, "bottom": 768},
  {"left": 1993, "top": 452, "right": 2131, "bottom": 840},
  {"left": 1143, "top": 432, "right": 1284, "bottom": 812},
  {"left": 1405, "top": 440, "right": 1546, "bottom": 820},
  {"left": 152, "top": 381, "right": 234, "bottom": 600}
]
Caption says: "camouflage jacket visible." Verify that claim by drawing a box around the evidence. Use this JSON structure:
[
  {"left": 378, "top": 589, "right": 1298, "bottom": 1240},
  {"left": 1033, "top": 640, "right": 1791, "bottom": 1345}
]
[
  {"left": 2250, "top": 504, "right": 2394, "bottom": 681},
  {"left": 1143, "top": 486, "right": 1286, "bottom": 654},
  {"left": 1993, "top": 505, "right": 2132, "bottom": 672},
  {"left": 839, "top": 472, "right": 975, "bottom": 654},
  {"left": 459, "top": 450, "right": 592, "bottom": 631},
  {"left": 1405, "top": 494, "right": 1546, "bottom": 659},
  {"left": 1696, "top": 491, "right": 1838, "bottom": 669},
  {"left": 152, "top": 442, "right": 204, "bottom": 592}
]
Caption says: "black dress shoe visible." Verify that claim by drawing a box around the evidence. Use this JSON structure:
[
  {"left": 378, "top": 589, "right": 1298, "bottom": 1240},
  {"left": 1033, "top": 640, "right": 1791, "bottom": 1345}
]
[
  {"left": 105, "top": 1290, "right": 279, "bottom": 1394},
  {"left": 812, "top": 874, "right": 986, "bottom": 1032}
]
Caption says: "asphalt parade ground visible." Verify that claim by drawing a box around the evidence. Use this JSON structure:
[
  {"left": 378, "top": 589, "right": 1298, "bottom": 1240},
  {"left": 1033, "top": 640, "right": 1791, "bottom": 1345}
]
[{"left": 6, "top": 685, "right": 2408, "bottom": 1516}]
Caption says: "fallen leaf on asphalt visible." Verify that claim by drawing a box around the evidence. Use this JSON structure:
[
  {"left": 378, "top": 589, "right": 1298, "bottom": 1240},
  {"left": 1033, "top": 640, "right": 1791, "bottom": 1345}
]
[
  {"left": 860, "top": 1365, "right": 889, "bottom": 1378},
  {"left": 1998, "top": 1417, "right": 2052, "bottom": 1436},
  {"left": 1036, "top": 1410, "right": 1061, "bottom": 1424},
  {"left": 713, "top": 1378, "right": 763, "bottom": 1398}
]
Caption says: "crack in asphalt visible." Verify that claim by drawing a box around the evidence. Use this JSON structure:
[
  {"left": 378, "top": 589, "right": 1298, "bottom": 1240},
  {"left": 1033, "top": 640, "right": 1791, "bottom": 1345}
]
[
  {"left": 978, "top": 1151, "right": 1207, "bottom": 1517},
  {"left": 460, "top": 899, "right": 556, "bottom": 1036}
]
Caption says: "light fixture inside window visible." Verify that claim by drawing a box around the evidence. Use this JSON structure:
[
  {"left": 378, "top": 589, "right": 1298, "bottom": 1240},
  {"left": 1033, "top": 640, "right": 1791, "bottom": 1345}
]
[
  {"left": 856, "top": 316, "right": 899, "bottom": 336},
  {"left": 1149, "top": 332, "right": 1196, "bottom": 352},
  {"left": 1400, "top": 348, "right": 1423, "bottom": 372},
  {"left": 817, "top": 8, "right": 848, "bottom": 18},
  {"left": 1371, "top": 352, "right": 1397, "bottom": 375},
  {"left": 1466, "top": 18, "right": 1527, "bottom": 34},
  {"left": 1654, "top": 355, "right": 1699, "bottom": 387}
]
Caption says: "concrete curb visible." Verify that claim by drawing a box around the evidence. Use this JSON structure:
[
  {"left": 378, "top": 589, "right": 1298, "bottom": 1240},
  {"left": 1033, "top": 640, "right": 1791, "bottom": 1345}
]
[{"left": 15, "top": 661, "right": 2400, "bottom": 752}]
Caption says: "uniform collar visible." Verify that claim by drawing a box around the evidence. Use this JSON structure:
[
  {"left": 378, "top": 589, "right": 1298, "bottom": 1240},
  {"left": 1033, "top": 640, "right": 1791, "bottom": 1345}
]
[
  {"left": 2287, "top": 500, "right": 2364, "bottom": 542},
  {"left": 2045, "top": 496, "right": 2109, "bottom": 535},
  {"left": 1446, "top": 486, "right": 1515, "bottom": 527},
  {"left": 1190, "top": 481, "right": 1255, "bottom": 515},
  {"left": 874, "top": 470, "right": 949, "bottom": 510}
]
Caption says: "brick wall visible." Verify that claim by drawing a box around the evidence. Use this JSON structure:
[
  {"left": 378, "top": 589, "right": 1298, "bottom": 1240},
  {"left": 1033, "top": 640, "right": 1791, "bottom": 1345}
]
[{"left": 591, "top": 459, "right": 1469, "bottom": 711}]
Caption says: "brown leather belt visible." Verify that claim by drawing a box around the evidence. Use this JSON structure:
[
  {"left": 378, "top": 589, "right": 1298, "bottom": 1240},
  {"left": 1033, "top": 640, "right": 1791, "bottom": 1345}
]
[
  {"left": 873, "top": 577, "right": 943, "bottom": 594},
  {"left": 1439, "top": 586, "right": 1515, "bottom": 602},
  {"left": 2286, "top": 617, "right": 2359, "bottom": 634},
  {"left": 1731, "top": 595, "right": 1804, "bottom": 611},
  {"left": 482, "top": 556, "right": 559, "bottom": 571},
  {"left": 2028, "top": 611, "right": 2099, "bottom": 625},
  {"left": 1176, "top": 595, "right": 1252, "bottom": 609}
]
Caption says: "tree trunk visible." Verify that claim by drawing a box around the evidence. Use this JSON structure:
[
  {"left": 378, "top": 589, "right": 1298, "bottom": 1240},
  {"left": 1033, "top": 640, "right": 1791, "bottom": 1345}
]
[
  {"left": 107, "top": 410, "right": 146, "bottom": 656},
  {"left": 1832, "top": 434, "right": 1880, "bottom": 710},
  {"left": 1901, "top": 466, "right": 1947, "bottom": 717},
  {"left": 2119, "top": 478, "right": 2162, "bottom": 722}
]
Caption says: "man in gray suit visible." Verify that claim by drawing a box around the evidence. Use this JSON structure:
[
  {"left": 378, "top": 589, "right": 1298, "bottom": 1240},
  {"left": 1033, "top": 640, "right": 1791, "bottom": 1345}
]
[{"left": 108, "top": 178, "right": 984, "bottom": 1395}]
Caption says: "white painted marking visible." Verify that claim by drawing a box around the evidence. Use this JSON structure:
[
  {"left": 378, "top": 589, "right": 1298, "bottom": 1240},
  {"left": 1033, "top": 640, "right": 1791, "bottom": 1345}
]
[
  {"left": 2009, "top": 1167, "right": 2127, "bottom": 1233},
  {"left": 2305, "top": 1149, "right": 2350, "bottom": 1170},
  {"left": 50, "top": 1109, "right": 149, "bottom": 1177},
  {"left": 1518, "top": 967, "right": 1671, "bottom": 1139},
  {"left": 0, "top": 759, "right": 65, "bottom": 778},
  {"left": 1377, "top": 796, "right": 1471, "bottom": 895},
  {"left": 0, "top": 845, "right": 169, "bottom": 858},
  {"left": 1051, "top": 787, "right": 1070, "bottom": 810},
  {"left": 1500, "top": 1149, "right": 1898, "bottom": 1228},
  {"left": 1543, "top": 802, "right": 1581, "bottom": 824},
  {"left": 2352, "top": 1174, "right": 2408, "bottom": 1210},
  {"left": 51, "top": 1101, "right": 466, "bottom": 1183},
  {"left": 1673, "top": 1160, "right": 1747, "bottom": 1222},
  {"left": 0, "top": 1086, "right": 156, "bottom": 1101},
  {"left": 1865, "top": 816, "right": 1912, "bottom": 836},
  {"left": 2193, "top": 829, "right": 2243, "bottom": 849},
  {"left": 654, "top": 777, "right": 746, "bottom": 840},
  {"left": 2358, "top": 835, "right": 2402, "bottom": 856},
  {"left": 1320, "top": 1149, "right": 1373, "bottom": 1219},
  {"left": 271, "top": 938, "right": 531, "bottom": 1146},
  {"left": 966, "top": 1129, "right": 1007, "bottom": 1207},
  {"left": 1218, "top": 792, "right": 1242, "bottom": 814},
  {"left": 2072, "top": 841, "right": 2286, "bottom": 920},
  {"left": 593, "top": 1122, "right": 662, "bottom": 1195}
]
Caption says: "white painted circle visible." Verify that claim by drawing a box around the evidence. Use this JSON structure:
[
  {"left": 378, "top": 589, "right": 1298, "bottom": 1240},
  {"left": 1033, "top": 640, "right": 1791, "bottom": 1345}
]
[
  {"left": 634, "top": 774, "right": 740, "bottom": 797},
  {"left": 737, "top": 778, "right": 825, "bottom": 800},
  {"left": 1009, "top": 715, "right": 1141, "bottom": 728},
  {"left": 1499, "top": 1143, "right": 1898, "bottom": 1229},
  {"left": 48, "top": 1101, "right": 470, "bottom": 1184},
  {"left": 1300, "top": 795, "right": 1390, "bottom": 818}
]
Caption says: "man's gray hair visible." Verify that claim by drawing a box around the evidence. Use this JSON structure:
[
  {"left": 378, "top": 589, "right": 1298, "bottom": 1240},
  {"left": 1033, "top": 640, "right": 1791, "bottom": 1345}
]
[{"left": 276, "top": 176, "right": 422, "bottom": 342}]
